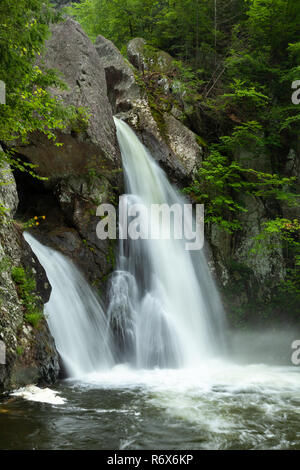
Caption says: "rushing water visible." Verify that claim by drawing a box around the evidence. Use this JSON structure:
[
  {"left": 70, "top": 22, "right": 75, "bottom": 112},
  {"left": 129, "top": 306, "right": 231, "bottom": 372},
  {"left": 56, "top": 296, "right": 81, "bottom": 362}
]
[
  {"left": 108, "top": 117, "right": 226, "bottom": 368},
  {"left": 3, "top": 119, "right": 299, "bottom": 450},
  {"left": 1, "top": 362, "right": 300, "bottom": 450},
  {"left": 23, "top": 233, "right": 114, "bottom": 377}
]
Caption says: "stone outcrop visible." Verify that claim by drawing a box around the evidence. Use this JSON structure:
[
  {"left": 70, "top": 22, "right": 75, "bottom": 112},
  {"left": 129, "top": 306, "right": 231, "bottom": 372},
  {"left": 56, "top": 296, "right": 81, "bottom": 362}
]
[
  {"left": 0, "top": 165, "right": 59, "bottom": 393},
  {"left": 15, "top": 19, "right": 122, "bottom": 290},
  {"left": 19, "top": 18, "right": 121, "bottom": 178},
  {"left": 95, "top": 35, "right": 202, "bottom": 183},
  {"left": 127, "top": 38, "right": 175, "bottom": 74},
  {"left": 95, "top": 35, "right": 141, "bottom": 114}
]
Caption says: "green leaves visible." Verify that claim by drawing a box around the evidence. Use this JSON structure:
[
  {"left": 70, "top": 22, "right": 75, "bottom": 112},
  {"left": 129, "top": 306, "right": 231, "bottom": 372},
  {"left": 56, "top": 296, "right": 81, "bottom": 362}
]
[
  {"left": 184, "top": 142, "right": 298, "bottom": 233},
  {"left": 0, "top": 1, "right": 76, "bottom": 187},
  {"left": 12, "top": 265, "right": 43, "bottom": 328}
]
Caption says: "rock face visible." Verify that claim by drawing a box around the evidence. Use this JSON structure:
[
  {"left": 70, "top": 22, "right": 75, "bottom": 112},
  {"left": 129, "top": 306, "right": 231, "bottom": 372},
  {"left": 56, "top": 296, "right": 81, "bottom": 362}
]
[
  {"left": 127, "top": 38, "right": 147, "bottom": 71},
  {"left": 95, "top": 35, "right": 140, "bottom": 113},
  {"left": 19, "top": 18, "right": 120, "bottom": 177},
  {"left": 122, "top": 102, "right": 202, "bottom": 183},
  {"left": 0, "top": 165, "right": 59, "bottom": 393},
  {"left": 127, "top": 38, "right": 175, "bottom": 74},
  {"left": 15, "top": 19, "right": 122, "bottom": 290},
  {"left": 95, "top": 35, "right": 202, "bottom": 183}
]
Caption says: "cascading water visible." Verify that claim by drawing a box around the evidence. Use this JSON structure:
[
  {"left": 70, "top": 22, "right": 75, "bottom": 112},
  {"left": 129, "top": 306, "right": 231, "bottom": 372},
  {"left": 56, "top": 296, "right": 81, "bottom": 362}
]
[
  {"left": 23, "top": 118, "right": 226, "bottom": 376},
  {"left": 108, "top": 117, "right": 227, "bottom": 368},
  {"left": 13, "top": 121, "right": 300, "bottom": 451},
  {"left": 23, "top": 233, "right": 114, "bottom": 377}
]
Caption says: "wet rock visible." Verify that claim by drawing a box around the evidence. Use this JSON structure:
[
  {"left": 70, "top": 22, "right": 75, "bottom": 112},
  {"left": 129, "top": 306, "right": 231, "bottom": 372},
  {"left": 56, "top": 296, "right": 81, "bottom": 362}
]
[
  {"left": 0, "top": 166, "right": 59, "bottom": 394},
  {"left": 120, "top": 101, "right": 202, "bottom": 183}
]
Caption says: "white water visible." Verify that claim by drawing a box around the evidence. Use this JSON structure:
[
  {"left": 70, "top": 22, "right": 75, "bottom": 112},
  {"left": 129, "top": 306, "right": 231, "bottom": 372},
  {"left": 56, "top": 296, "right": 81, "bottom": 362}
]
[
  {"left": 68, "top": 360, "right": 300, "bottom": 450},
  {"left": 18, "top": 122, "right": 300, "bottom": 449},
  {"left": 11, "top": 385, "right": 66, "bottom": 405},
  {"left": 24, "top": 118, "right": 226, "bottom": 374},
  {"left": 108, "top": 118, "right": 226, "bottom": 368},
  {"left": 23, "top": 233, "right": 114, "bottom": 377}
]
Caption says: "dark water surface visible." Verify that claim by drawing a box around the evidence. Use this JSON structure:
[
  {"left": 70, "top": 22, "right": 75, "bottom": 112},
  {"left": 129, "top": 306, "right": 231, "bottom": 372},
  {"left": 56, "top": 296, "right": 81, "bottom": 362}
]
[{"left": 1, "top": 362, "right": 300, "bottom": 450}]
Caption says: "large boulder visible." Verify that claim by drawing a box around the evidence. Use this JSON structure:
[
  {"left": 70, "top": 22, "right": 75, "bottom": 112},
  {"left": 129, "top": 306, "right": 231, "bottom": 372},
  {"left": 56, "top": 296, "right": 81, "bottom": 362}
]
[
  {"left": 0, "top": 154, "right": 18, "bottom": 217},
  {"left": 121, "top": 100, "right": 202, "bottom": 183},
  {"left": 95, "top": 35, "right": 141, "bottom": 113},
  {"left": 127, "top": 38, "right": 175, "bottom": 74},
  {"left": 14, "top": 19, "right": 121, "bottom": 289},
  {"left": 19, "top": 18, "right": 121, "bottom": 179},
  {"left": 94, "top": 36, "right": 202, "bottom": 183}
]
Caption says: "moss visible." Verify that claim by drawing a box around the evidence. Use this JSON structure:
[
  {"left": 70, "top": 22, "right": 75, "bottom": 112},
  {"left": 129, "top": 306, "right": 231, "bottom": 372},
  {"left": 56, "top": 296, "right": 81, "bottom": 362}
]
[
  {"left": 148, "top": 95, "right": 168, "bottom": 139},
  {"left": 0, "top": 256, "right": 11, "bottom": 274},
  {"left": 106, "top": 239, "right": 117, "bottom": 269},
  {"left": 16, "top": 345, "right": 24, "bottom": 356},
  {"left": 24, "top": 312, "right": 43, "bottom": 328},
  {"left": 11, "top": 266, "right": 43, "bottom": 329},
  {"left": 196, "top": 135, "right": 208, "bottom": 148}
]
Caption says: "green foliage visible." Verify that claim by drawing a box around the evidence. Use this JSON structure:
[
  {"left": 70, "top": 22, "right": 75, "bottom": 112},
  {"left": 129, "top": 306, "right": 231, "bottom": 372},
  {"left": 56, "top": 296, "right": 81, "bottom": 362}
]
[
  {"left": 0, "top": 0, "right": 76, "bottom": 181},
  {"left": 252, "top": 218, "right": 300, "bottom": 305},
  {"left": 11, "top": 266, "right": 43, "bottom": 328},
  {"left": 24, "top": 312, "right": 43, "bottom": 328},
  {"left": 68, "top": 0, "right": 245, "bottom": 65},
  {"left": 184, "top": 145, "right": 298, "bottom": 233},
  {"left": 0, "top": 256, "right": 11, "bottom": 274},
  {"left": 16, "top": 345, "right": 24, "bottom": 356},
  {"left": 184, "top": 150, "right": 247, "bottom": 232}
]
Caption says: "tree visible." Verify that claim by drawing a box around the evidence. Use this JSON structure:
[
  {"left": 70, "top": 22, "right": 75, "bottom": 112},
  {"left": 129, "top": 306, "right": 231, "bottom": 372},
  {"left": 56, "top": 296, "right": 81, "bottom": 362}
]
[{"left": 0, "top": 0, "right": 74, "bottom": 189}]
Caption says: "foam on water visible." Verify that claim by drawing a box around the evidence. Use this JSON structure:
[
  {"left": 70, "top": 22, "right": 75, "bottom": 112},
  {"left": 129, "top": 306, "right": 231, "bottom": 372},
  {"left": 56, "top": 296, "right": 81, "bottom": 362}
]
[
  {"left": 11, "top": 385, "right": 66, "bottom": 405},
  {"left": 66, "top": 360, "right": 300, "bottom": 448}
]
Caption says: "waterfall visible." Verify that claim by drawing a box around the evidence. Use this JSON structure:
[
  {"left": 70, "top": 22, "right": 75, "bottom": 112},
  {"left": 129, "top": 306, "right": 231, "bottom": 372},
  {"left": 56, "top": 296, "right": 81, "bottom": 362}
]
[
  {"left": 23, "top": 233, "right": 114, "bottom": 377},
  {"left": 23, "top": 119, "right": 226, "bottom": 377},
  {"left": 108, "top": 117, "right": 226, "bottom": 368}
]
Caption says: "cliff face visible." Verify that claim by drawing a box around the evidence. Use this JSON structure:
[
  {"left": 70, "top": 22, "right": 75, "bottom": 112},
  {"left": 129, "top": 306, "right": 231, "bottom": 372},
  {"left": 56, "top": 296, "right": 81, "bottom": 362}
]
[
  {"left": 0, "top": 162, "right": 59, "bottom": 393},
  {"left": 15, "top": 19, "right": 122, "bottom": 290}
]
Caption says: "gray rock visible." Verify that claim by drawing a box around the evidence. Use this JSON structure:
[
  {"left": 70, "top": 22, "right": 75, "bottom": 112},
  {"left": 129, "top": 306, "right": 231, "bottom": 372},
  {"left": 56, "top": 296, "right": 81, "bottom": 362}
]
[
  {"left": 127, "top": 38, "right": 175, "bottom": 74},
  {"left": 95, "top": 35, "right": 141, "bottom": 113},
  {"left": 163, "top": 114, "right": 202, "bottom": 176},
  {"left": 235, "top": 196, "right": 285, "bottom": 285},
  {"left": 0, "top": 167, "right": 59, "bottom": 393},
  {"left": 127, "top": 38, "right": 147, "bottom": 71},
  {"left": 121, "top": 100, "right": 202, "bottom": 183},
  {"left": 12, "top": 19, "right": 121, "bottom": 295},
  {"left": 94, "top": 35, "right": 201, "bottom": 182},
  {"left": 18, "top": 18, "right": 121, "bottom": 179},
  {"left": 0, "top": 152, "right": 18, "bottom": 217}
]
